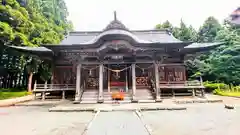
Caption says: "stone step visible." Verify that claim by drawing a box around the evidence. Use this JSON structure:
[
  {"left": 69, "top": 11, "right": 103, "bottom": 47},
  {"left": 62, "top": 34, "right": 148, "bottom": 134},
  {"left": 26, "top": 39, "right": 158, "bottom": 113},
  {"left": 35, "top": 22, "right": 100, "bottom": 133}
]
[
  {"left": 82, "top": 93, "right": 98, "bottom": 96},
  {"left": 135, "top": 89, "right": 154, "bottom": 100},
  {"left": 82, "top": 96, "right": 98, "bottom": 98},
  {"left": 103, "top": 94, "right": 132, "bottom": 97},
  {"left": 82, "top": 93, "right": 98, "bottom": 95},
  {"left": 136, "top": 93, "right": 152, "bottom": 95},
  {"left": 137, "top": 100, "right": 155, "bottom": 103},
  {"left": 81, "top": 98, "right": 98, "bottom": 101},
  {"left": 136, "top": 95, "right": 153, "bottom": 97},
  {"left": 82, "top": 92, "right": 98, "bottom": 95},
  {"left": 80, "top": 100, "right": 98, "bottom": 104},
  {"left": 103, "top": 100, "right": 132, "bottom": 104},
  {"left": 81, "top": 95, "right": 98, "bottom": 97},
  {"left": 135, "top": 93, "right": 152, "bottom": 95},
  {"left": 135, "top": 96, "right": 153, "bottom": 98},
  {"left": 136, "top": 97, "right": 154, "bottom": 100},
  {"left": 103, "top": 97, "right": 132, "bottom": 101},
  {"left": 81, "top": 96, "right": 98, "bottom": 98}
]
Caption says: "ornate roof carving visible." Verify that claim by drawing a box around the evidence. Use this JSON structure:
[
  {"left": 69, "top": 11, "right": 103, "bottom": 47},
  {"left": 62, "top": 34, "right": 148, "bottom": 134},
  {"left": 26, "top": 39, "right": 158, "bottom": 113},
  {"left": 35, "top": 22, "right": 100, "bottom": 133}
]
[{"left": 103, "top": 11, "right": 129, "bottom": 31}]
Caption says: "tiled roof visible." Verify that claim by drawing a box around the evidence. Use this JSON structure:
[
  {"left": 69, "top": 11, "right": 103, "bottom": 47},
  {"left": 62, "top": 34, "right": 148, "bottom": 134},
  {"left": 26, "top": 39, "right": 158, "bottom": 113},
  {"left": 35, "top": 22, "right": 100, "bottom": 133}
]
[
  {"left": 60, "top": 11, "right": 182, "bottom": 45},
  {"left": 60, "top": 29, "right": 182, "bottom": 45}
]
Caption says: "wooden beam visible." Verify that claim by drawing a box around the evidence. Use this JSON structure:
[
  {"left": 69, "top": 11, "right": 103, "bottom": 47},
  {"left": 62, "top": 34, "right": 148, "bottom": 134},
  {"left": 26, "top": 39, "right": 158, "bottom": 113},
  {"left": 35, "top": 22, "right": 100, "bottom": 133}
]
[
  {"left": 159, "top": 63, "right": 185, "bottom": 66},
  {"left": 79, "top": 60, "right": 155, "bottom": 65}
]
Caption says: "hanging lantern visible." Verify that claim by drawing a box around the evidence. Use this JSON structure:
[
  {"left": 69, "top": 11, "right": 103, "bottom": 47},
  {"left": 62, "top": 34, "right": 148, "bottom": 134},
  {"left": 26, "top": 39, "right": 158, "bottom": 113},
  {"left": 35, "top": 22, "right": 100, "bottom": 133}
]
[
  {"left": 142, "top": 69, "right": 145, "bottom": 75},
  {"left": 115, "top": 70, "right": 120, "bottom": 80},
  {"left": 89, "top": 69, "right": 93, "bottom": 76}
]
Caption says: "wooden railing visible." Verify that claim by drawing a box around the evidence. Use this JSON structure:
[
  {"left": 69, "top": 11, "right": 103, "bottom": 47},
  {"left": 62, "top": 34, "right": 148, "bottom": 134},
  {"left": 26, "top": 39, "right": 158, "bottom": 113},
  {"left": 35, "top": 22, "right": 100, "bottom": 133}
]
[
  {"left": 33, "top": 84, "right": 76, "bottom": 92},
  {"left": 185, "top": 81, "right": 202, "bottom": 86},
  {"left": 159, "top": 80, "right": 202, "bottom": 86}
]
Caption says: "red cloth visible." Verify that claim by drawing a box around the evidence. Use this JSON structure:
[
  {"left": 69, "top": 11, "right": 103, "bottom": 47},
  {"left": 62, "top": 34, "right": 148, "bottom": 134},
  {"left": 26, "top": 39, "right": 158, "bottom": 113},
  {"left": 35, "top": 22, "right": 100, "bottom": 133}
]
[{"left": 110, "top": 82, "right": 125, "bottom": 86}]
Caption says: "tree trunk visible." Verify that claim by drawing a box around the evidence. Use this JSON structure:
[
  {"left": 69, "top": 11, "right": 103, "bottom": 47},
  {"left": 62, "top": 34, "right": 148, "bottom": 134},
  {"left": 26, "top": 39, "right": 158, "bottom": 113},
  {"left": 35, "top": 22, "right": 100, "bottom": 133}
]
[
  {"left": 200, "top": 76, "right": 203, "bottom": 86},
  {"left": 28, "top": 72, "right": 33, "bottom": 92},
  {"left": 44, "top": 81, "right": 47, "bottom": 90}
]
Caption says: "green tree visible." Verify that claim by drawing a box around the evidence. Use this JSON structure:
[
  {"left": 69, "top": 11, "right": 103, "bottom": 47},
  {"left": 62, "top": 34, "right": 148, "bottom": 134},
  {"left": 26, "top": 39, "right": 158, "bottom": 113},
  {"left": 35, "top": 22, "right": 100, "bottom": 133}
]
[
  {"left": 0, "top": 0, "right": 72, "bottom": 89},
  {"left": 155, "top": 20, "right": 174, "bottom": 30},
  {"left": 197, "top": 16, "right": 222, "bottom": 42},
  {"left": 207, "top": 24, "right": 240, "bottom": 84},
  {"left": 174, "top": 20, "right": 197, "bottom": 41}
]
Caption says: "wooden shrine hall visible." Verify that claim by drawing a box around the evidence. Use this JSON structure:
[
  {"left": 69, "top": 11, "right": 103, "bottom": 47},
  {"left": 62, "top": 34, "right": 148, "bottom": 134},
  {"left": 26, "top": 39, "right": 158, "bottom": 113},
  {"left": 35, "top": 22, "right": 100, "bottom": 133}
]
[{"left": 9, "top": 12, "right": 223, "bottom": 103}]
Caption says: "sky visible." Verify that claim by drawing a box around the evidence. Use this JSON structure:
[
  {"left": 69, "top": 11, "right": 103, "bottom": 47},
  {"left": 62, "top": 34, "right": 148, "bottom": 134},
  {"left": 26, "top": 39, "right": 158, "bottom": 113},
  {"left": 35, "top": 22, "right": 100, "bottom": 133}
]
[{"left": 65, "top": 0, "right": 239, "bottom": 31}]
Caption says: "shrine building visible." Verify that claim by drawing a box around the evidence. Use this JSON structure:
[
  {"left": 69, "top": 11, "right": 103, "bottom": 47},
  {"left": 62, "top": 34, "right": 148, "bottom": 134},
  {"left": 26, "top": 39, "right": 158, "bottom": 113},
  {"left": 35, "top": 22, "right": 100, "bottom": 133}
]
[{"left": 9, "top": 12, "right": 223, "bottom": 103}]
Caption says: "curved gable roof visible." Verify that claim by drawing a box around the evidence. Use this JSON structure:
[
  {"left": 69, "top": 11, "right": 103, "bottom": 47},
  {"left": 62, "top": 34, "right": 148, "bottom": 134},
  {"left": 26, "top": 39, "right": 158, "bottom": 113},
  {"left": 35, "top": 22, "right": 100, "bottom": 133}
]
[{"left": 60, "top": 29, "right": 182, "bottom": 45}]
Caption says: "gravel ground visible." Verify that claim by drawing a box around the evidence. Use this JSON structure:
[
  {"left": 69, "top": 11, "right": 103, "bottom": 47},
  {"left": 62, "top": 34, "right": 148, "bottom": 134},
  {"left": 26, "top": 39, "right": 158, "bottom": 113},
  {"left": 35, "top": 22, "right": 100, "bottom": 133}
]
[
  {"left": 0, "top": 106, "right": 94, "bottom": 135},
  {"left": 1, "top": 98, "right": 240, "bottom": 135},
  {"left": 141, "top": 104, "right": 240, "bottom": 135}
]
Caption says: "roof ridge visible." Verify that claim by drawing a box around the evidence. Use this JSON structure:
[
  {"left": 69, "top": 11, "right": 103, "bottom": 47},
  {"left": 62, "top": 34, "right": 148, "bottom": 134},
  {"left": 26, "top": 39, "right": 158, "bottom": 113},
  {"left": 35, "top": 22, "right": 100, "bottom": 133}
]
[{"left": 69, "top": 29, "right": 169, "bottom": 34}]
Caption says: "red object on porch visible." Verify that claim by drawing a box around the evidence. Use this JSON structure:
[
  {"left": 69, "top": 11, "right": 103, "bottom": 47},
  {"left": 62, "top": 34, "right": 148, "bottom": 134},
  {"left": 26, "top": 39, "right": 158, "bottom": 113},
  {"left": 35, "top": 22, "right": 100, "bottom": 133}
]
[
  {"left": 110, "top": 82, "right": 125, "bottom": 86},
  {"left": 112, "top": 91, "right": 124, "bottom": 100}
]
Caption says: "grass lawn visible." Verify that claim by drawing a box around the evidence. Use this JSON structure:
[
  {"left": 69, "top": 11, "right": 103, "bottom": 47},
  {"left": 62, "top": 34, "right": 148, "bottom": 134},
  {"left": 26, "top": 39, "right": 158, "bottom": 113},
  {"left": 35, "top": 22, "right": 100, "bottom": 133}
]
[
  {"left": 214, "top": 90, "right": 240, "bottom": 97},
  {"left": 0, "top": 91, "right": 31, "bottom": 100}
]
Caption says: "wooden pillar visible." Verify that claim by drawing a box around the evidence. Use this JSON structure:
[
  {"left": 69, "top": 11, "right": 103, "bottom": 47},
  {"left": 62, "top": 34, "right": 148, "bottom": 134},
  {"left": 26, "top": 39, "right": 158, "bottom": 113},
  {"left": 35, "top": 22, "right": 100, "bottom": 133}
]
[
  {"left": 50, "top": 63, "right": 54, "bottom": 89},
  {"left": 200, "top": 76, "right": 203, "bottom": 86},
  {"left": 172, "top": 89, "right": 175, "bottom": 98},
  {"left": 33, "top": 81, "right": 37, "bottom": 91},
  {"left": 98, "top": 64, "right": 104, "bottom": 103},
  {"left": 183, "top": 66, "right": 187, "bottom": 81},
  {"left": 62, "top": 91, "right": 65, "bottom": 100},
  {"left": 132, "top": 63, "right": 137, "bottom": 101},
  {"left": 201, "top": 88, "right": 205, "bottom": 97},
  {"left": 33, "top": 81, "right": 37, "bottom": 100},
  {"left": 125, "top": 69, "right": 128, "bottom": 92},
  {"left": 108, "top": 65, "right": 110, "bottom": 92},
  {"left": 74, "top": 64, "right": 81, "bottom": 102},
  {"left": 192, "top": 89, "right": 196, "bottom": 97},
  {"left": 42, "top": 91, "right": 45, "bottom": 101},
  {"left": 42, "top": 81, "right": 47, "bottom": 101},
  {"left": 154, "top": 63, "right": 161, "bottom": 101}
]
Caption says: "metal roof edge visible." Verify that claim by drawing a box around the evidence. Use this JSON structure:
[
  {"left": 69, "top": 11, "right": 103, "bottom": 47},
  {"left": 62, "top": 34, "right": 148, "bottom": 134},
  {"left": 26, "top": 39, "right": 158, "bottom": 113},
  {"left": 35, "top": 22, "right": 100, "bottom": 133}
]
[
  {"left": 184, "top": 42, "right": 225, "bottom": 49},
  {"left": 6, "top": 45, "right": 54, "bottom": 53}
]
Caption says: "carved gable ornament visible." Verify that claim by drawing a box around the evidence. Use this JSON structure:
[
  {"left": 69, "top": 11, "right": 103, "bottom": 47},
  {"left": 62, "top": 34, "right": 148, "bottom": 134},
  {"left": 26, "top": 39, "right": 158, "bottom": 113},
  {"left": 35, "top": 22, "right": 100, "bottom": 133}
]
[{"left": 97, "top": 40, "right": 137, "bottom": 52}]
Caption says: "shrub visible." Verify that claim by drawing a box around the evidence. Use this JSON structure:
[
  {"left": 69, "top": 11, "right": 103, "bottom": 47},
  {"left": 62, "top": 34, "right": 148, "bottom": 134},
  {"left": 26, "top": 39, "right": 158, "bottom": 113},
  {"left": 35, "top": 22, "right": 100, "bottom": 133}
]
[
  {"left": 203, "top": 81, "right": 227, "bottom": 92},
  {"left": 213, "top": 89, "right": 222, "bottom": 95}
]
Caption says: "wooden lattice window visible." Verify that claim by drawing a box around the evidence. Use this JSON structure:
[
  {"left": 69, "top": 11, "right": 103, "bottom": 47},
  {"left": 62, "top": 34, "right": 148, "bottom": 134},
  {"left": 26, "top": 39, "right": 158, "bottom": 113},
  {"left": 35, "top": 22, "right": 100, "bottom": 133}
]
[{"left": 53, "top": 66, "right": 76, "bottom": 84}]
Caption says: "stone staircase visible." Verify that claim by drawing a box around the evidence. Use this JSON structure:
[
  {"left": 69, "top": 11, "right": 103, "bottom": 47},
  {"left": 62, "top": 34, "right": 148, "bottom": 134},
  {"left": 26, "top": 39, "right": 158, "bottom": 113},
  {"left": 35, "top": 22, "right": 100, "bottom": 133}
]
[
  {"left": 80, "top": 90, "right": 98, "bottom": 103},
  {"left": 80, "top": 89, "right": 154, "bottom": 103},
  {"left": 135, "top": 88, "right": 155, "bottom": 102},
  {"left": 80, "top": 90, "right": 132, "bottom": 103}
]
